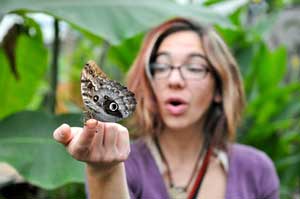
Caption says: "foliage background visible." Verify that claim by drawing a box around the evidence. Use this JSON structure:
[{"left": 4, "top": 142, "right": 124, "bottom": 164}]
[{"left": 0, "top": 0, "right": 299, "bottom": 198}]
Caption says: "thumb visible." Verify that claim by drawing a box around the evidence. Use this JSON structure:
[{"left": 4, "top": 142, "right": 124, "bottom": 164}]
[{"left": 53, "top": 123, "right": 73, "bottom": 145}]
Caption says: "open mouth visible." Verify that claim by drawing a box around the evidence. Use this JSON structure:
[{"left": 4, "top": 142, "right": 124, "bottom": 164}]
[
  {"left": 170, "top": 100, "right": 182, "bottom": 106},
  {"left": 166, "top": 98, "right": 187, "bottom": 106},
  {"left": 165, "top": 98, "right": 188, "bottom": 115}
]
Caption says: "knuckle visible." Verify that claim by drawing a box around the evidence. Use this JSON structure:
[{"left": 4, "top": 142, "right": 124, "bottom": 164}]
[
  {"left": 69, "top": 146, "right": 89, "bottom": 161},
  {"left": 102, "top": 155, "right": 114, "bottom": 163},
  {"left": 118, "top": 151, "right": 130, "bottom": 162},
  {"left": 120, "top": 155, "right": 129, "bottom": 162},
  {"left": 120, "top": 126, "right": 129, "bottom": 134},
  {"left": 102, "top": 149, "right": 119, "bottom": 163},
  {"left": 104, "top": 124, "right": 114, "bottom": 133},
  {"left": 96, "top": 122, "right": 104, "bottom": 133},
  {"left": 116, "top": 124, "right": 127, "bottom": 132}
]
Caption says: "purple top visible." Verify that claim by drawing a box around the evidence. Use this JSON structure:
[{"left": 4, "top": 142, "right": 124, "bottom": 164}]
[{"left": 125, "top": 139, "right": 279, "bottom": 199}]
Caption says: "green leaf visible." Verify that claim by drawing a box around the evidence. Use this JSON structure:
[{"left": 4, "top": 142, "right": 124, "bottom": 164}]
[
  {"left": 255, "top": 45, "right": 287, "bottom": 92},
  {"left": 245, "top": 118, "right": 295, "bottom": 141},
  {"left": 0, "top": 33, "right": 48, "bottom": 119},
  {"left": 0, "top": 111, "right": 84, "bottom": 189},
  {"left": 246, "top": 12, "right": 279, "bottom": 43},
  {"left": 107, "top": 33, "right": 144, "bottom": 72},
  {"left": 277, "top": 154, "right": 300, "bottom": 170},
  {"left": 246, "top": 83, "right": 300, "bottom": 117},
  {"left": 244, "top": 43, "right": 288, "bottom": 96},
  {"left": 241, "top": 83, "right": 300, "bottom": 143},
  {"left": 0, "top": 0, "right": 232, "bottom": 45},
  {"left": 208, "top": 0, "right": 248, "bottom": 16}
]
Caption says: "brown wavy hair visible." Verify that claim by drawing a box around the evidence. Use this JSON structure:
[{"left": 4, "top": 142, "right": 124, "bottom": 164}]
[{"left": 126, "top": 17, "right": 245, "bottom": 148}]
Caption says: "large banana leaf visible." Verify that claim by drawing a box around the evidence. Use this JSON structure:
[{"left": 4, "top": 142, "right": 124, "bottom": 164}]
[
  {"left": 208, "top": 0, "right": 248, "bottom": 16},
  {"left": 0, "top": 28, "right": 48, "bottom": 119},
  {"left": 0, "top": 0, "right": 232, "bottom": 45},
  {"left": 0, "top": 111, "right": 84, "bottom": 189}
]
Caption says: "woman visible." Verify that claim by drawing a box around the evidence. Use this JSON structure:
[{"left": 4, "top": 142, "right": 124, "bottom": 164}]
[{"left": 53, "top": 18, "right": 279, "bottom": 199}]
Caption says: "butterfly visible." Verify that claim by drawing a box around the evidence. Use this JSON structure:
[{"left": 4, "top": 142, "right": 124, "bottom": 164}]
[{"left": 81, "top": 60, "right": 136, "bottom": 122}]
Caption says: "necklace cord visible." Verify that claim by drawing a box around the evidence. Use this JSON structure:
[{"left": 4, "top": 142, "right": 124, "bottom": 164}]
[{"left": 153, "top": 135, "right": 210, "bottom": 195}]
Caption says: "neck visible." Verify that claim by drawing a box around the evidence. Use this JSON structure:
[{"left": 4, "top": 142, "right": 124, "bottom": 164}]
[{"left": 158, "top": 125, "right": 204, "bottom": 161}]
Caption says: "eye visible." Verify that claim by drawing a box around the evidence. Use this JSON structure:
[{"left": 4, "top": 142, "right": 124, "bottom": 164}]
[
  {"left": 151, "top": 63, "right": 170, "bottom": 73},
  {"left": 109, "top": 102, "right": 119, "bottom": 111},
  {"left": 186, "top": 64, "right": 207, "bottom": 73},
  {"left": 93, "top": 95, "right": 99, "bottom": 102}
]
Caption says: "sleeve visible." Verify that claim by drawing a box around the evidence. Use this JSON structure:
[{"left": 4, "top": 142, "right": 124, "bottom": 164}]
[
  {"left": 258, "top": 152, "right": 280, "bottom": 199},
  {"left": 124, "top": 153, "right": 142, "bottom": 199}
]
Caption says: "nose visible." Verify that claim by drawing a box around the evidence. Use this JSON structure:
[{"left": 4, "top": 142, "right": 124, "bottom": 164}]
[{"left": 167, "top": 68, "right": 185, "bottom": 89}]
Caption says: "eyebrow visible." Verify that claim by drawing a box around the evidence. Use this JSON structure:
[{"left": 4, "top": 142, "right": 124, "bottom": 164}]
[
  {"left": 187, "top": 53, "right": 207, "bottom": 60},
  {"left": 155, "top": 52, "right": 169, "bottom": 58},
  {"left": 155, "top": 52, "right": 208, "bottom": 61}
]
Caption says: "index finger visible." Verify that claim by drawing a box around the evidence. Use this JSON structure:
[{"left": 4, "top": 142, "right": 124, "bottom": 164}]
[{"left": 77, "top": 119, "right": 103, "bottom": 147}]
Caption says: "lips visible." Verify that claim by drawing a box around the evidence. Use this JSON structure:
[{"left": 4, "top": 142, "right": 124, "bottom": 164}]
[{"left": 165, "top": 97, "right": 188, "bottom": 116}]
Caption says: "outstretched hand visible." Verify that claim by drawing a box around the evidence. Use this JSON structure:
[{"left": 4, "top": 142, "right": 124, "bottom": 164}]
[{"left": 53, "top": 119, "right": 130, "bottom": 172}]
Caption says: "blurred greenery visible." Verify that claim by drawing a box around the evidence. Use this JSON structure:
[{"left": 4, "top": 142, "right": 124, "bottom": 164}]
[
  {"left": 0, "top": 0, "right": 232, "bottom": 45},
  {"left": 0, "top": 0, "right": 299, "bottom": 198},
  {"left": 0, "top": 17, "right": 48, "bottom": 118},
  {"left": 0, "top": 111, "right": 84, "bottom": 189}
]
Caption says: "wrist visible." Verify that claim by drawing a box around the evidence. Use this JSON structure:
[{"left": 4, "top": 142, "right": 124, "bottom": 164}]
[
  {"left": 86, "top": 162, "right": 124, "bottom": 179},
  {"left": 86, "top": 162, "right": 129, "bottom": 199}
]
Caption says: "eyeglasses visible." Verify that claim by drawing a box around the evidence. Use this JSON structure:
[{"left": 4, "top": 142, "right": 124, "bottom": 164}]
[{"left": 149, "top": 62, "right": 211, "bottom": 80}]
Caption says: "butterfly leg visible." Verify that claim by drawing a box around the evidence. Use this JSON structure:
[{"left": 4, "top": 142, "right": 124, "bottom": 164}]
[{"left": 82, "top": 111, "right": 94, "bottom": 125}]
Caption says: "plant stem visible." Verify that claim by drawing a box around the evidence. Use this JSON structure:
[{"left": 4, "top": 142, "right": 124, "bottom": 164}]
[
  {"left": 99, "top": 40, "right": 110, "bottom": 67},
  {"left": 50, "top": 18, "right": 60, "bottom": 114}
]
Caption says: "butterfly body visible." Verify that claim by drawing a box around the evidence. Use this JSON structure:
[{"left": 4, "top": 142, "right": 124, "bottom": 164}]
[{"left": 81, "top": 60, "right": 136, "bottom": 122}]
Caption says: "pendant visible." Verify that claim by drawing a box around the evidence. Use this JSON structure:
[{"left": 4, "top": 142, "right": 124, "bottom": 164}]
[{"left": 168, "top": 186, "right": 187, "bottom": 199}]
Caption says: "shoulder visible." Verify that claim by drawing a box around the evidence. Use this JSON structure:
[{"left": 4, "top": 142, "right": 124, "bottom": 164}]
[
  {"left": 229, "top": 143, "right": 275, "bottom": 169},
  {"left": 228, "top": 143, "right": 277, "bottom": 178},
  {"left": 227, "top": 143, "right": 279, "bottom": 199}
]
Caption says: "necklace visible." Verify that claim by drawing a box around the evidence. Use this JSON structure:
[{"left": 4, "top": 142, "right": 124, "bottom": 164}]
[{"left": 153, "top": 136, "right": 210, "bottom": 199}]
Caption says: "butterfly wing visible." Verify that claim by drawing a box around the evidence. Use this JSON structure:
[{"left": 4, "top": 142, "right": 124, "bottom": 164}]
[{"left": 81, "top": 60, "right": 136, "bottom": 122}]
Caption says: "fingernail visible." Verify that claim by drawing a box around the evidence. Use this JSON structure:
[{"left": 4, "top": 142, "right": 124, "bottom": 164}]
[
  {"left": 86, "top": 119, "right": 97, "bottom": 128},
  {"left": 58, "top": 129, "right": 65, "bottom": 139},
  {"left": 61, "top": 123, "right": 69, "bottom": 129},
  {"left": 60, "top": 124, "right": 70, "bottom": 137}
]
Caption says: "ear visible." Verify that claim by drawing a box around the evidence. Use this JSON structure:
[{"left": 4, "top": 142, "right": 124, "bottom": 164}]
[{"left": 214, "top": 90, "right": 222, "bottom": 103}]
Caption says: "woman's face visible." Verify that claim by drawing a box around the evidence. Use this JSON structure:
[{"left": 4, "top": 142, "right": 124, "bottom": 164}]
[{"left": 151, "top": 30, "right": 219, "bottom": 131}]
